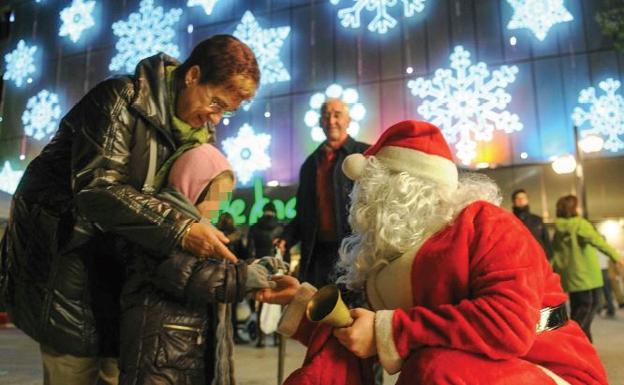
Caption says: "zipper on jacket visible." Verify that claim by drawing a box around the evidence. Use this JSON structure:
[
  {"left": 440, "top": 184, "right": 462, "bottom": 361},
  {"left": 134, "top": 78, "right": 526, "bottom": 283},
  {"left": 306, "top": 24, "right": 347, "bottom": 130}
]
[{"left": 163, "top": 323, "right": 203, "bottom": 345}]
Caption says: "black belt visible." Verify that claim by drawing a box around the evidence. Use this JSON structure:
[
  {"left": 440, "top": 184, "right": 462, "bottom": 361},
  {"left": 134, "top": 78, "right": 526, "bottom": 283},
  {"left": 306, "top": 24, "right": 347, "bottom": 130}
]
[{"left": 536, "top": 304, "right": 568, "bottom": 333}]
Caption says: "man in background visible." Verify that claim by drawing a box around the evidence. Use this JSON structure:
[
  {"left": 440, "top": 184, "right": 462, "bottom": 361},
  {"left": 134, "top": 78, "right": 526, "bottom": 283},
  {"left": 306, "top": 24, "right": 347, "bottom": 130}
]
[
  {"left": 512, "top": 189, "right": 552, "bottom": 259},
  {"left": 278, "top": 99, "right": 368, "bottom": 288}
]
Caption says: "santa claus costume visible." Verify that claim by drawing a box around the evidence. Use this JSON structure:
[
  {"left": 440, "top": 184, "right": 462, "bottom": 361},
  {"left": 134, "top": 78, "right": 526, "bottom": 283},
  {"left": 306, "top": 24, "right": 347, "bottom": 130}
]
[{"left": 277, "top": 120, "right": 608, "bottom": 385}]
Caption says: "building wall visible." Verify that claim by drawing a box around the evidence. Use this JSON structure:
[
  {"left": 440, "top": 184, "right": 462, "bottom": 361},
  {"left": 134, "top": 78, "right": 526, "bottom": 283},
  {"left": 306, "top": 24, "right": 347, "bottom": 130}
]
[{"left": 0, "top": 0, "right": 622, "bottom": 189}]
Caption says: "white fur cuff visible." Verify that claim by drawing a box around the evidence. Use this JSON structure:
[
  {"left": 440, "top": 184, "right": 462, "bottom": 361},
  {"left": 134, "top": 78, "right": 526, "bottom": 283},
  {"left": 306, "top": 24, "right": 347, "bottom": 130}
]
[
  {"left": 375, "top": 310, "right": 403, "bottom": 374},
  {"left": 277, "top": 283, "right": 317, "bottom": 337},
  {"left": 536, "top": 365, "right": 572, "bottom": 385}
]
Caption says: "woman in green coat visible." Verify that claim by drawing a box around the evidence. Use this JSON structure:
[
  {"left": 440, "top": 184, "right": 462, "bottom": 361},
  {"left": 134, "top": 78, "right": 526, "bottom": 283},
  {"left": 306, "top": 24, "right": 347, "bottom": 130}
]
[{"left": 552, "top": 195, "right": 622, "bottom": 341}]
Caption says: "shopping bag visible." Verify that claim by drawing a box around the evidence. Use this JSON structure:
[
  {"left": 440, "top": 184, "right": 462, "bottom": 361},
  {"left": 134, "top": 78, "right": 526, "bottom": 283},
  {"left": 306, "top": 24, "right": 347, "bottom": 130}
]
[{"left": 260, "top": 302, "right": 282, "bottom": 334}]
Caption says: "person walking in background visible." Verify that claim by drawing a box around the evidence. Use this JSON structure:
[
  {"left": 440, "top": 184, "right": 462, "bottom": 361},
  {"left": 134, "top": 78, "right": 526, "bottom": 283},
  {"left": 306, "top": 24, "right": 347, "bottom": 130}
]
[
  {"left": 511, "top": 189, "right": 552, "bottom": 259},
  {"left": 248, "top": 203, "right": 283, "bottom": 260},
  {"left": 247, "top": 202, "right": 284, "bottom": 347},
  {"left": 605, "top": 253, "right": 624, "bottom": 309},
  {"left": 278, "top": 99, "right": 368, "bottom": 288},
  {"left": 597, "top": 247, "right": 617, "bottom": 317},
  {"left": 551, "top": 195, "right": 623, "bottom": 341},
  {"left": 217, "top": 212, "right": 249, "bottom": 262}
]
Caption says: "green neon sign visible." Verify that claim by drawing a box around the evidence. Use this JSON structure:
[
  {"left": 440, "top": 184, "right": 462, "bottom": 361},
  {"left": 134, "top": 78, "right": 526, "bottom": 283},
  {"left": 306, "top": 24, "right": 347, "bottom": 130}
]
[{"left": 219, "top": 178, "right": 297, "bottom": 226}]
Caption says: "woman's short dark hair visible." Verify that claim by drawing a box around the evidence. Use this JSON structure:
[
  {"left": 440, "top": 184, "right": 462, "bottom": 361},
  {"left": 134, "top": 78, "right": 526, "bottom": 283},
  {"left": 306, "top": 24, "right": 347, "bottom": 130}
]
[
  {"left": 556, "top": 195, "right": 578, "bottom": 218},
  {"left": 176, "top": 35, "right": 260, "bottom": 100}
]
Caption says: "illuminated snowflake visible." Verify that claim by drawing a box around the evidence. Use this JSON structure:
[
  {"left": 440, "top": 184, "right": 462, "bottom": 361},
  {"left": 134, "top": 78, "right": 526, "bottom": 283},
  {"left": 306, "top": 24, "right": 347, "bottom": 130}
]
[
  {"left": 233, "top": 11, "right": 290, "bottom": 85},
  {"left": 21, "top": 89, "right": 62, "bottom": 141},
  {"left": 109, "top": 0, "right": 182, "bottom": 73},
  {"left": 187, "top": 0, "right": 218, "bottom": 15},
  {"left": 222, "top": 124, "right": 271, "bottom": 185},
  {"left": 506, "top": 0, "right": 573, "bottom": 41},
  {"left": 304, "top": 83, "right": 366, "bottom": 142},
  {"left": 3, "top": 40, "right": 37, "bottom": 87},
  {"left": 330, "top": 0, "right": 427, "bottom": 34},
  {"left": 0, "top": 161, "right": 24, "bottom": 195},
  {"left": 572, "top": 78, "right": 624, "bottom": 152},
  {"left": 59, "top": 0, "right": 96, "bottom": 43},
  {"left": 407, "top": 45, "right": 522, "bottom": 165}
]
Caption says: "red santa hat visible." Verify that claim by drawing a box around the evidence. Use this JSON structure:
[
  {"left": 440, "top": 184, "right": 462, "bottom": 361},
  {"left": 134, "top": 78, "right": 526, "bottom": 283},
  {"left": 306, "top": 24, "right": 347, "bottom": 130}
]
[{"left": 342, "top": 120, "right": 458, "bottom": 191}]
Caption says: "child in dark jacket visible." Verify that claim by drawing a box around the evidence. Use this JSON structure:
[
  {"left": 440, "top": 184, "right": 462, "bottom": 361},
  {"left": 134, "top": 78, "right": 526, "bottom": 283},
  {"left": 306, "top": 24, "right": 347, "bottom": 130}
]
[{"left": 119, "top": 144, "right": 283, "bottom": 385}]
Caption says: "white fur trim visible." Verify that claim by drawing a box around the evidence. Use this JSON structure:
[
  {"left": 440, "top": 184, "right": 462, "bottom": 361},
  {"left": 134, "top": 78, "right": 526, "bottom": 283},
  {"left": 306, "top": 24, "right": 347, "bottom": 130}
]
[
  {"left": 277, "top": 283, "right": 317, "bottom": 337},
  {"left": 536, "top": 365, "right": 572, "bottom": 385},
  {"left": 376, "top": 146, "right": 458, "bottom": 191},
  {"left": 342, "top": 153, "right": 367, "bottom": 181},
  {"left": 375, "top": 310, "right": 403, "bottom": 374},
  {"left": 366, "top": 246, "right": 419, "bottom": 311}
]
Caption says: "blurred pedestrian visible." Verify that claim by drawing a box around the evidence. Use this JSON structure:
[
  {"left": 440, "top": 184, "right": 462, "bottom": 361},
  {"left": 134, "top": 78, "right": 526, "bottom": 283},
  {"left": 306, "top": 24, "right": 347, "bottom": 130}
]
[
  {"left": 511, "top": 189, "right": 552, "bottom": 259},
  {"left": 551, "top": 195, "right": 623, "bottom": 341}
]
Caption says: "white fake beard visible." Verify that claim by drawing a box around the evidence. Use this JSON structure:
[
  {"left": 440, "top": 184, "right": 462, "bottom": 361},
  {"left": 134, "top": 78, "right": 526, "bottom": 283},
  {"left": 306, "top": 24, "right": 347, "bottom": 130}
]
[{"left": 336, "top": 157, "right": 501, "bottom": 290}]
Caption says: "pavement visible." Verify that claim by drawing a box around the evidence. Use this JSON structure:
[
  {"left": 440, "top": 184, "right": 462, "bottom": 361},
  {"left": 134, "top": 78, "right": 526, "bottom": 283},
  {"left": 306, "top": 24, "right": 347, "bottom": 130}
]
[{"left": 1, "top": 310, "right": 623, "bottom": 385}]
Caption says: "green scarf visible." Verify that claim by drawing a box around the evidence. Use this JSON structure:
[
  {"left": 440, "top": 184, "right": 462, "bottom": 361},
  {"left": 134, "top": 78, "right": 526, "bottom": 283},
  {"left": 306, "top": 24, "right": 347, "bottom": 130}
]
[{"left": 152, "top": 66, "right": 211, "bottom": 191}]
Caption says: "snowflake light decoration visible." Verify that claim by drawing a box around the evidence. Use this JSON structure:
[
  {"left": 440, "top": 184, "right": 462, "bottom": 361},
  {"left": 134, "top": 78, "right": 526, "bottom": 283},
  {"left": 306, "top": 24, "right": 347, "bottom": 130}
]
[
  {"left": 330, "top": 0, "right": 427, "bottom": 34},
  {"left": 187, "top": 0, "right": 218, "bottom": 15},
  {"left": 3, "top": 40, "right": 38, "bottom": 87},
  {"left": 304, "top": 83, "right": 366, "bottom": 142},
  {"left": 109, "top": 0, "right": 182, "bottom": 73},
  {"left": 407, "top": 45, "right": 522, "bottom": 165},
  {"left": 22, "top": 89, "right": 62, "bottom": 141},
  {"left": 59, "top": 0, "right": 96, "bottom": 43},
  {"left": 506, "top": 0, "right": 573, "bottom": 41},
  {"left": 233, "top": 11, "right": 290, "bottom": 85},
  {"left": 222, "top": 124, "right": 272, "bottom": 185},
  {"left": 572, "top": 78, "right": 624, "bottom": 152},
  {"left": 0, "top": 161, "right": 24, "bottom": 195}
]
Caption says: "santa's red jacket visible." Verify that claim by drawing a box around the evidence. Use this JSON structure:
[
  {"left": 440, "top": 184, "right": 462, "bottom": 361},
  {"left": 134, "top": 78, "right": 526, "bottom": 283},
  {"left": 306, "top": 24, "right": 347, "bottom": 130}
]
[{"left": 278, "top": 201, "right": 608, "bottom": 385}]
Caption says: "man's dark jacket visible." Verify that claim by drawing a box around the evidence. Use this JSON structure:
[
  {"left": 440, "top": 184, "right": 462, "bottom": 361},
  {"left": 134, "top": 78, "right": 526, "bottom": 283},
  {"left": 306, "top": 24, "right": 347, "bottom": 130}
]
[
  {"left": 247, "top": 214, "right": 283, "bottom": 259},
  {"left": 0, "top": 54, "right": 196, "bottom": 357},
  {"left": 283, "top": 137, "right": 368, "bottom": 283},
  {"left": 513, "top": 206, "right": 553, "bottom": 260}
]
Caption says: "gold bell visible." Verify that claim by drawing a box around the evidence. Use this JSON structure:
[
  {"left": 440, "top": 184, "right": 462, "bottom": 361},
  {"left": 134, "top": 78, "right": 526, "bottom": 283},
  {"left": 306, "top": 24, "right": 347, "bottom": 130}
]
[{"left": 306, "top": 284, "right": 353, "bottom": 328}]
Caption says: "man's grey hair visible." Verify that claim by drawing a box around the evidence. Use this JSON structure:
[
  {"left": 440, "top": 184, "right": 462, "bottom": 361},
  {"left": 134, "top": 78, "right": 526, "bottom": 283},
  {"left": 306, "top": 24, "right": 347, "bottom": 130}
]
[{"left": 320, "top": 98, "right": 350, "bottom": 116}]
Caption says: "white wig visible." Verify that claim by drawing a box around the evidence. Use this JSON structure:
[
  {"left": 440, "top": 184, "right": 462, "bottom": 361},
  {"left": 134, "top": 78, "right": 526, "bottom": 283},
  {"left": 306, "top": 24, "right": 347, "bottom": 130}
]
[{"left": 336, "top": 156, "right": 501, "bottom": 290}]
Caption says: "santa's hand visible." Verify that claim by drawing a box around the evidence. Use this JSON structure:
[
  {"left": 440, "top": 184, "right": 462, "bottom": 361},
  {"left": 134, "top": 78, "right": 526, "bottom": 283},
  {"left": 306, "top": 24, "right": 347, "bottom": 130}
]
[
  {"left": 333, "top": 308, "right": 377, "bottom": 358},
  {"left": 255, "top": 275, "right": 300, "bottom": 305}
]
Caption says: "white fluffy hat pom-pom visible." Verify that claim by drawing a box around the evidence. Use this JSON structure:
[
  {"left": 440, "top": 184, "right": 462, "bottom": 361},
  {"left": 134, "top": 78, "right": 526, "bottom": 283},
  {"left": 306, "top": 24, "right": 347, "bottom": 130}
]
[{"left": 342, "top": 153, "right": 367, "bottom": 181}]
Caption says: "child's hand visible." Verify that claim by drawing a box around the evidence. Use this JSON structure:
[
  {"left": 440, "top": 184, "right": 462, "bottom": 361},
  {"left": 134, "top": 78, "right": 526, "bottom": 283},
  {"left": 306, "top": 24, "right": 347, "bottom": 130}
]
[
  {"left": 255, "top": 275, "right": 300, "bottom": 305},
  {"left": 255, "top": 256, "right": 289, "bottom": 275}
]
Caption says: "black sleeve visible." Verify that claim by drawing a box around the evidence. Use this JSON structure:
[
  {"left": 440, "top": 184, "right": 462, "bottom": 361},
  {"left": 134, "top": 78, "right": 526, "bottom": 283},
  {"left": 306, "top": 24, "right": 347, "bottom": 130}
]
[
  {"left": 282, "top": 165, "right": 306, "bottom": 249},
  {"left": 233, "top": 237, "right": 250, "bottom": 261},
  {"left": 154, "top": 252, "right": 247, "bottom": 306},
  {"left": 69, "top": 78, "right": 193, "bottom": 257}
]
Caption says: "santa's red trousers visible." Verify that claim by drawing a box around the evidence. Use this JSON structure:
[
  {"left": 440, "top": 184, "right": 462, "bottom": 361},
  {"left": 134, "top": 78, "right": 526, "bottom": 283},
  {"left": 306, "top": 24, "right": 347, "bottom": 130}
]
[{"left": 285, "top": 320, "right": 572, "bottom": 385}]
